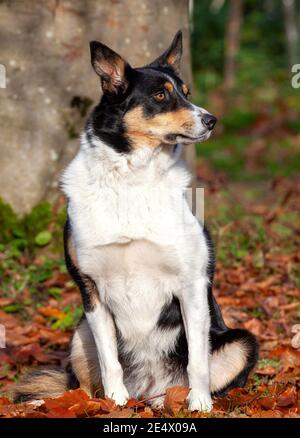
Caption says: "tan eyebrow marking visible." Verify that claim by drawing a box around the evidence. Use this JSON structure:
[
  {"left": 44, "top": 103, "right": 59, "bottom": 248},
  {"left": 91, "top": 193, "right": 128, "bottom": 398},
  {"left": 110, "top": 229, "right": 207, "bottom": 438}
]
[
  {"left": 164, "top": 81, "right": 174, "bottom": 93},
  {"left": 182, "top": 84, "right": 189, "bottom": 95}
]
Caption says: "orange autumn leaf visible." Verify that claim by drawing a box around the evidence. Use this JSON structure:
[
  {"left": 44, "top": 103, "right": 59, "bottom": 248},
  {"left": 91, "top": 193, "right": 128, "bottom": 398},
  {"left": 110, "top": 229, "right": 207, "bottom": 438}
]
[
  {"left": 164, "top": 386, "right": 190, "bottom": 415},
  {"left": 0, "top": 397, "right": 11, "bottom": 406},
  {"left": 46, "top": 407, "right": 77, "bottom": 418},
  {"left": 96, "top": 408, "right": 134, "bottom": 418},
  {"left": 258, "top": 410, "right": 283, "bottom": 418},
  {"left": 44, "top": 388, "right": 89, "bottom": 411},
  {"left": 69, "top": 400, "right": 99, "bottom": 416},
  {"left": 258, "top": 396, "right": 276, "bottom": 410},
  {"left": 38, "top": 306, "right": 65, "bottom": 320},
  {"left": 126, "top": 398, "right": 140, "bottom": 408},
  {"left": 97, "top": 397, "right": 117, "bottom": 413},
  {"left": 139, "top": 407, "right": 154, "bottom": 418}
]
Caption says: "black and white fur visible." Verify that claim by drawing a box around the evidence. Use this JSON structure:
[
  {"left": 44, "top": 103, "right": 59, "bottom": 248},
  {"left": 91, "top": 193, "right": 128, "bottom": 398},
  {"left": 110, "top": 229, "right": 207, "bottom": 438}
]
[{"left": 14, "top": 31, "right": 258, "bottom": 412}]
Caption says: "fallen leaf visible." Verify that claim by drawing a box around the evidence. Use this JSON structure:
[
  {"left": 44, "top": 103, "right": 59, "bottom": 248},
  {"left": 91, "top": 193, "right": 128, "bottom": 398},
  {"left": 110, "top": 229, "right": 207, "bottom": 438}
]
[
  {"left": 277, "top": 387, "right": 297, "bottom": 407},
  {"left": 164, "top": 386, "right": 189, "bottom": 415},
  {"left": 38, "top": 306, "right": 65, "bottom": 320},
  {"left": 258, "top": 396, "right": 276, "bottom": 410},
  {"left": 244, "top": 318, "right": 262, "bottom": 336},
  {"left": 96, "top": 408, "right": 134, "bottom": 418},
  {"left": 258, "top": 410, "right": 283, "bottom": 418}
]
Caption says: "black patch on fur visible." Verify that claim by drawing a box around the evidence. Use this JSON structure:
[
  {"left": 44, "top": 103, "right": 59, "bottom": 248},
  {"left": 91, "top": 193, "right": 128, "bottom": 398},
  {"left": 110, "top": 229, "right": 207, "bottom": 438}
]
[
  {"left": 157, "top": 296, "right": 182, "bottom": 329},
  {"left": 64, "top": 216, "right": 98, "bottom": 312},
  {"left": 66, "top": 362, "right": 80, "bottom": 390}
]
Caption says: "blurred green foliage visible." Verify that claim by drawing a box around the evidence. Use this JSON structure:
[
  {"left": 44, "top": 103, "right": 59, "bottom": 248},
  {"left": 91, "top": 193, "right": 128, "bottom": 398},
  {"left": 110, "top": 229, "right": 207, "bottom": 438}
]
[
  {"left": 192, "top": 0, "right": 295, "bottom": 88},
  {"left": 192, "top": 0, "right": 300, "bottom": 181}
]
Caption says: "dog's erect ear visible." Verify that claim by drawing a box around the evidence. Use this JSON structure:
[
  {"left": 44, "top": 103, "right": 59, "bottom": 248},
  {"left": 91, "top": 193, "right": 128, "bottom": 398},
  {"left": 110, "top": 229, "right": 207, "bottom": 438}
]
[
  {"left": 148, "top": 30, "right": 183, "bottom": 75},
  {"left": 90, "top": 41, "right": 131, "bottom": 94}
]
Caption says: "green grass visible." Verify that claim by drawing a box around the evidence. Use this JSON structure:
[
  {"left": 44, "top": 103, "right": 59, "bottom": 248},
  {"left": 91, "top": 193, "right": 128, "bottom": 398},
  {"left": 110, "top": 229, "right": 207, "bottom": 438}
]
[{"left": 257, "top": 358, "right": 281, "bottom": 369}]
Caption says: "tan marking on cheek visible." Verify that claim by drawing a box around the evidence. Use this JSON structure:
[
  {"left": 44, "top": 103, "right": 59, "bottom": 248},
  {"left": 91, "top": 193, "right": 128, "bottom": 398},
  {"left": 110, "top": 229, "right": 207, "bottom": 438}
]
[
  {"left": 182, "top": 84, "right": 189, "bottom": 96},
  {"left": 124, "top": 106, "right": 161, "bottom": 148},
  {"left": 164, "top": 81, "right": 174, "bottom": 93},
  {"left": 124, "top": 106, "right": 195, "bottom": 148}
]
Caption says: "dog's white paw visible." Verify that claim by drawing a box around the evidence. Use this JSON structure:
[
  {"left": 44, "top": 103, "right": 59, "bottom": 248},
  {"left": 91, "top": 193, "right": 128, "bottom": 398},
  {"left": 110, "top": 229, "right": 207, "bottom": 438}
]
[
  {"left": 106, "top": 385, "right": 129, "bottom": 406},
  {"left": 187, "top": 389, "right": 213, "bottom": 412}
]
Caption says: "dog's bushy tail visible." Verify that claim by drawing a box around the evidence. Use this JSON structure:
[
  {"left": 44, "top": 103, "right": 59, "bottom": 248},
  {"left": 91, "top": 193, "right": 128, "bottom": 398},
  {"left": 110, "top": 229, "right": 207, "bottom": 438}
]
[
  {"left": 209, "top": 328, "right": 259, "bottom": 395},
  {"left": 12, "top": 368, "right": 74, "bottom": 403}
]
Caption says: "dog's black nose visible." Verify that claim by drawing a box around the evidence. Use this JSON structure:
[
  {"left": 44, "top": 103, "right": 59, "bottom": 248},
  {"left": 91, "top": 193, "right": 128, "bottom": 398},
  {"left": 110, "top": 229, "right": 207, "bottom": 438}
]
[{"left": 202, "top": 114, "right": 217, "bottom": 130}]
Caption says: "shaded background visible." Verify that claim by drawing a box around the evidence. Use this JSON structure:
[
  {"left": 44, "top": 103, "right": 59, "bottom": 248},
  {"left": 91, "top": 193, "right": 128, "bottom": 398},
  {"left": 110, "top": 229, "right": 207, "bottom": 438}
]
[{"left": 0, "top": 0, "right": 300, "bottom": 418}]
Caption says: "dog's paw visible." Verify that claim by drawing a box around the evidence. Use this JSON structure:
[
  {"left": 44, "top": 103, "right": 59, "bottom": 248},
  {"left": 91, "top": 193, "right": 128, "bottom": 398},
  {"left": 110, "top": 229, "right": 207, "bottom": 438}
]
[
  {"left": 187, "top": 389, "right": 213, "bottom": 412},
  {"left": 106, "top": 385, "right": 129, "bottom": 406}
]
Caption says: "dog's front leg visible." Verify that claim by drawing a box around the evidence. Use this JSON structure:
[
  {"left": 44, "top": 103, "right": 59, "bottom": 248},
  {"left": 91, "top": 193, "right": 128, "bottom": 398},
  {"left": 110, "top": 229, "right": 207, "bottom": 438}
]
[
  {"left": 180, "top": 277, "right": 212, "bottom": 412},
  {"left": 85, "top": 302, "right": 129, "bottom": 405}
]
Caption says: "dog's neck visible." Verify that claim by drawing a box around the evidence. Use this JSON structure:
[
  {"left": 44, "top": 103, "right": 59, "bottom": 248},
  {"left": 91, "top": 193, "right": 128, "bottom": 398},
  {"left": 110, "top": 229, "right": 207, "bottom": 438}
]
[{"left": 80, "top": 132, "right": 189, "bottom": 187}]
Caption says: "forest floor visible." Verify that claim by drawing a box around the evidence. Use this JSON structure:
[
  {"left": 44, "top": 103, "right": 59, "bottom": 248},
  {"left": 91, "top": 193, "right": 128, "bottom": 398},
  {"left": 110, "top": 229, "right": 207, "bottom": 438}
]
[{"left": 0, "top": 170, "right": 299, "bottom": 418}]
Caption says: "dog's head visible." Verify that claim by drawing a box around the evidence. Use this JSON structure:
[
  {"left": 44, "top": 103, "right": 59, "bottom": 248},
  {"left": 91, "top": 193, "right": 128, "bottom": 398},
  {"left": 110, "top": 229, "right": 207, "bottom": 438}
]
[{"left": 89, "top": 31, "right": 217, "bottom": 152}]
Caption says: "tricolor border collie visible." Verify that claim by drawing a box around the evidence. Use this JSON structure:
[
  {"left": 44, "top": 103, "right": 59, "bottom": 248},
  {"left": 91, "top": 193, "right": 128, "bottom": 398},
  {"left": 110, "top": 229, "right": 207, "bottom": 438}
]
[{"left": 14, "top": 31, "right": 258, "bottom": 412}]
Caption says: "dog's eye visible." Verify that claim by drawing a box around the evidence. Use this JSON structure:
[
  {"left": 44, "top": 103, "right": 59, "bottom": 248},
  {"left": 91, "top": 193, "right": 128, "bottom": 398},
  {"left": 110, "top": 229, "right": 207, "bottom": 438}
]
[{"left": 153, "top": 91, "right": 166, "bottom": 102}]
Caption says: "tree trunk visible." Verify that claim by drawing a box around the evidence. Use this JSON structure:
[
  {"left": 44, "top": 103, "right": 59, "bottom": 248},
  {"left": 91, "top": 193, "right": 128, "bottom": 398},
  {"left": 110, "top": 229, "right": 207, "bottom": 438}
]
[
  {"left": 0, "top": 0, "right": 193, "bottom": 214},
  {"left": 223, "top": 0, "right": 243, "bottom": 92},
  {"left": 283, "top": 0, "right": 299, "bottom": 67}
]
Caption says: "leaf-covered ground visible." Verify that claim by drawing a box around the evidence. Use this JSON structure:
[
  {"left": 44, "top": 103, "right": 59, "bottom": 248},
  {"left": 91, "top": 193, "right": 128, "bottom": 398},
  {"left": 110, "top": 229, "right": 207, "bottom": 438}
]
[{"left": 0, "top": 173, "right": 299, "bottom": 418}]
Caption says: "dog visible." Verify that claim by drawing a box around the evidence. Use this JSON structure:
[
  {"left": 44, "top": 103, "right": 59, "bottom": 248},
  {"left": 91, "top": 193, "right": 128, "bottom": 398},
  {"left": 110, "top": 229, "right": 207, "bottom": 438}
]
[{"left": 14, "top": 31, "right": 258, "bottom": 412}]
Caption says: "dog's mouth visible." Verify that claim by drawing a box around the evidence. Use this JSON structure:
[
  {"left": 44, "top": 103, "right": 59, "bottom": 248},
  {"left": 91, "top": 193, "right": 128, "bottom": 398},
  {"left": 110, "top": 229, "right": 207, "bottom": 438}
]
[{"left": 165, "top": 131, "right": 211, "bottom": 145}]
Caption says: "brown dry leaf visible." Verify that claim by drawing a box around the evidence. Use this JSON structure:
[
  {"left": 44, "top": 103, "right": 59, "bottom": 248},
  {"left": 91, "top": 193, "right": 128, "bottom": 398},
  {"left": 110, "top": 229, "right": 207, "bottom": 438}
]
[
  {"left": 0, "top": 397, "right": 11, "bottom": 406},
  {"left": 0, "top": 403, "right": 35, "bottom": 418},
  {"left": 96, "top": 397, "right": 116, "bottom": 413},
  {"left": 96, "top": 408, "right": 134, "bottom": 418},
  {"left": 277, "top": 387, "right": 297, "bottom": 407},
  {"left": 243, "top": 317, "right": 262, "bottom": 336},
  {"left": 43, "top": 272, "right": 69, "bottom": 288},
  {"left": 273, "top": 368, "right": 300, "bottom": 384},
  {"left": 126, "top": 398, "right": 140, "bottom": 408},
  {"left": 0, "top": 298, "right": 14, "bottom": 306},
  {"left": 258, "top": 410, "right": 283, "bottom": 418},
  {"left": 139, "top": 407, "right": 154, "bottom": 418},
  {"left": 258, "top": 396, "right": 276, "bottom": 410},
  {"left": 46, "top": 407, "right": 77, "bottom": 418},
  {"left": 69, "top": 400, "right": 99, "bottom": 416},
  {"left": 44, "top": 388, "right": 89, "bottom": 411},
  {"left": 272, "top": 347, "right": 300, "bottom": 368},
  {"left": 15, "top": 343, "right": 53, "bottom": 364},
  {"left": 164, "top": 386, "right": 190, "bottom": 416}
]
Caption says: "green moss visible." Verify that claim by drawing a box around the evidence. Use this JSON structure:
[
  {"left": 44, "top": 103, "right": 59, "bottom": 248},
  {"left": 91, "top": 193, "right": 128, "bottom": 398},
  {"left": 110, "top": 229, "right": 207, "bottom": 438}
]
[{"left": 0, "top": 198, "right": 22, "bottom": 243}]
